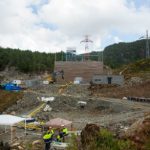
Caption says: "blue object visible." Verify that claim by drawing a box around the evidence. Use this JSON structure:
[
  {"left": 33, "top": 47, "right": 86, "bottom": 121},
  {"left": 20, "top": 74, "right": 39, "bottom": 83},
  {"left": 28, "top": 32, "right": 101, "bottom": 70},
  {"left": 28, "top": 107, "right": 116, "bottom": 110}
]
[
  {"left": 4, "top": 83, "right": 21, "bottom": 91},
  {"left": 25, "top": 118, "right": 36, "bottom": 123}
]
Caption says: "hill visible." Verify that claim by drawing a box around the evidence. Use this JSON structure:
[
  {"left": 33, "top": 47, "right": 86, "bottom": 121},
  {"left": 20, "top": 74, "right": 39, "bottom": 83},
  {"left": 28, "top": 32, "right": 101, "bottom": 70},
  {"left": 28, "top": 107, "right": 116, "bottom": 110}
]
[{"left": 103, "top": 39, "right": 149, "bottom": 68}]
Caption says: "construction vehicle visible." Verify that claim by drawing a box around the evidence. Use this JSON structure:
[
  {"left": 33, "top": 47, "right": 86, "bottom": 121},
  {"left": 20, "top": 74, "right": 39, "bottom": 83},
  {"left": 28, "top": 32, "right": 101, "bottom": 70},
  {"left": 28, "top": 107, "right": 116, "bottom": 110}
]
[{"left": 44, "top": 70, "right": 64, "bottom": 84}]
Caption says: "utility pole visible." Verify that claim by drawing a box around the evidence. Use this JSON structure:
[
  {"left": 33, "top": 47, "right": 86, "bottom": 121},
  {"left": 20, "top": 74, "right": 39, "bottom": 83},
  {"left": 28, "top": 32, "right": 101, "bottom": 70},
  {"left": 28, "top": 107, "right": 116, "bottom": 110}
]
[
  {"left": 140, "top": 30, "right": 150, "bottom": 58},
  {"left": 102, "top": 51, "right": 103, "bottom": 64},
  {"left": 55, "top": 52, "right": 57, "bottom": 62},
  {"left": 146, "top": 30, "right": 150, "bottom": 58},
  {"left": 61, "top": 51, "right": 63, "bottom": 61}
]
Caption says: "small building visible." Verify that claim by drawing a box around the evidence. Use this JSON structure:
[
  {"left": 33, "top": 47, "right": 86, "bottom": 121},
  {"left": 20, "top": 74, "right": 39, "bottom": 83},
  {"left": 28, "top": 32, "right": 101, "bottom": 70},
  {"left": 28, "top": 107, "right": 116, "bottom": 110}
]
[{"left": 92, "top": 75, "right": 124, "bottom": 86}]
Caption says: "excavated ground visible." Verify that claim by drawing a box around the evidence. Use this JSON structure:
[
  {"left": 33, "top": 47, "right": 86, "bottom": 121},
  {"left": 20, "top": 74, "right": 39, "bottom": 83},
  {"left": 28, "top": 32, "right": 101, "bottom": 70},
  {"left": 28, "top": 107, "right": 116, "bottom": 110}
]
[
  {"left": 3, "top": 84, "right": 150, "bottom": 129},
  {"left": 0, "top": 84, "right": 150, "bottom": 144}
]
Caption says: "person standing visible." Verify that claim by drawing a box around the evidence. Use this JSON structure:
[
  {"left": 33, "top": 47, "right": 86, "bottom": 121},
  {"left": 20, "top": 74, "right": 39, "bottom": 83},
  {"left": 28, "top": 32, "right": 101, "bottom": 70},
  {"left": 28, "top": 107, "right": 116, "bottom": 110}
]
[{"left": 43, "top": 131, "right": 53, "bottom": 150}]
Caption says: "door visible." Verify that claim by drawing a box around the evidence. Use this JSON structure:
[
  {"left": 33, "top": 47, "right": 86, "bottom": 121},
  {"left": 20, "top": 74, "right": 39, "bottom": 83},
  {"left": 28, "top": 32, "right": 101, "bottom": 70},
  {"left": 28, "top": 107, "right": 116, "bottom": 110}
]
[{"left": 107, "top": 77, "right": 112, "bottom": 84}]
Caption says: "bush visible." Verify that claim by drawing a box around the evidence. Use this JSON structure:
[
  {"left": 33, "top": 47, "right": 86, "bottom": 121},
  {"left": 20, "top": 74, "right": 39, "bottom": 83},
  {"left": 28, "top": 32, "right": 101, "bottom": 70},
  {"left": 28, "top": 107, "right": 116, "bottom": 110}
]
[{"left": 67, "top": 129, "right": 136, "bottom": 150}]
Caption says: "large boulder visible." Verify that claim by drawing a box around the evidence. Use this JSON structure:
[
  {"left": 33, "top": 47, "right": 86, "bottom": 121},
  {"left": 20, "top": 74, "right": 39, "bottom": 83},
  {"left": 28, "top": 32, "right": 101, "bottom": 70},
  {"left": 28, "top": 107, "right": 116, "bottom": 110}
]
[{"left": 81, "top": 124, "right": 100, "bottom": 150}]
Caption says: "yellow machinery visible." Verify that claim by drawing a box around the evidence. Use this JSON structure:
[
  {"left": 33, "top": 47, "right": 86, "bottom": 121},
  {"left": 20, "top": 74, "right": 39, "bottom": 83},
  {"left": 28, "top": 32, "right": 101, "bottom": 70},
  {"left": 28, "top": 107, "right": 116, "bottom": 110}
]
[
  {"left": 18, "top": 103, "right": 46, "bottom": 131},
  {"left": 44, "top": 70, "right": 64, "bottom": 84},
  {"left": 58, "top": 82, "right": 73, "bottom": 94}
]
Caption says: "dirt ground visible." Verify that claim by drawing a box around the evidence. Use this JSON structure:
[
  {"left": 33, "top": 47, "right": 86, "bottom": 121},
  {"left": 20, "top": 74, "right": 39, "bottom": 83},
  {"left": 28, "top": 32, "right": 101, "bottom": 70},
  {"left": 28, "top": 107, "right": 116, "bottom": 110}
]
[{"left": 0, "top": 83, "right": 150, "bottom": 145}]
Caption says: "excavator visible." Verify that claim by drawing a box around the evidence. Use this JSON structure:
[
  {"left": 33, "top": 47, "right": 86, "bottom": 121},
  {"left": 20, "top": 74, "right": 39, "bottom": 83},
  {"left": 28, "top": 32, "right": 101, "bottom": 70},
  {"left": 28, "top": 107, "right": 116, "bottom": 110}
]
[{"left": 44, "top": 70, "right": 64, "bottom": 84}]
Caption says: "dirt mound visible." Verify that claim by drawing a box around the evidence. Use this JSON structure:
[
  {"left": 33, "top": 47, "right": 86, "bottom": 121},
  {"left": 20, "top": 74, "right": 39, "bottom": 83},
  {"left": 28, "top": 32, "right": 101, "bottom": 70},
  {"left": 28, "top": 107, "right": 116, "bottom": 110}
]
[
  {"left": 125, "top": 113, "right": 150, "bottom": 149},
  {"left": 89, "top": 81, "right": 150, "bottom": 98},
  {"left": 0, "top": 90, "right": 23, "bottom": 113},
  {"left": 81, "top": 124, "right": 100, "bottom": 150}
]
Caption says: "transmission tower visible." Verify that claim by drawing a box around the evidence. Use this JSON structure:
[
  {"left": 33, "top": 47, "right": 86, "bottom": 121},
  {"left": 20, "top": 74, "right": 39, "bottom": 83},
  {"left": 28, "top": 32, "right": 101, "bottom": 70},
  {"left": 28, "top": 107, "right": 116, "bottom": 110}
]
[{"left": 80, "top": 35, "right": 93, "bottom": 61}]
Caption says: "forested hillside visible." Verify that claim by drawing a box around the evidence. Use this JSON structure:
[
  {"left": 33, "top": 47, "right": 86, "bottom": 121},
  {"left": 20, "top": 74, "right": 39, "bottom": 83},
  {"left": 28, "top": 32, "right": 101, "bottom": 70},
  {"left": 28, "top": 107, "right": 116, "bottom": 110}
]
[
  {"left": 0, "top": 47, "right": 63, "bottom": 73},
  {"left": 103, "top": 39, "right": 148, "bottom": 68}
]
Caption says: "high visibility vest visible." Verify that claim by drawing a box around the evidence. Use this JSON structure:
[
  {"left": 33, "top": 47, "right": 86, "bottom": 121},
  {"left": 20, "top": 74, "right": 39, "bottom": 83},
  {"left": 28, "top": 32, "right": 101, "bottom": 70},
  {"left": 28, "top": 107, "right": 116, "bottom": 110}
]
[
  {"left": 57, "top": 135, "right": 61, "bottom": 142},
  {"left": 62, "top": 128, "right": 68, "bottom": 135},
  {"left": 47, "top": 129, "right": 54, "bottom": 134},
  {"left": 51, "top": 129, "right": 54, "bottom": 134},
  {"left": 43, "top": 133, "right": 52, "bottom": 140}
]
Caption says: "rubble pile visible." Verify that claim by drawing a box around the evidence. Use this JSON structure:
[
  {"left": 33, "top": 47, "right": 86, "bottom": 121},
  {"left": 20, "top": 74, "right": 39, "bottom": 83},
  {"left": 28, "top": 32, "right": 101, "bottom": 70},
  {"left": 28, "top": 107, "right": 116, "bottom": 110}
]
[
  {"left": 32, "top": 140, "right": 44, "bottom": 150},
  {"left": 10, "top": 142, "right": 25, "bottom": 150},
  {"left": 5, "top": 93, "right": 40, "bottom": 114},
  {"left": 125, "top": 113, "right": 150, "bottom": 149}
]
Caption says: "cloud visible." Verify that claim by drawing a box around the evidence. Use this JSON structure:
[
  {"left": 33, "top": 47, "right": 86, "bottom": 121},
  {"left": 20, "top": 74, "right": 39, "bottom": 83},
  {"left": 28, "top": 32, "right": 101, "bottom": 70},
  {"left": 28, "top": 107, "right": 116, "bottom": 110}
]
[{"left": 0, "top": 0, "right": 150, "bottom": 53}]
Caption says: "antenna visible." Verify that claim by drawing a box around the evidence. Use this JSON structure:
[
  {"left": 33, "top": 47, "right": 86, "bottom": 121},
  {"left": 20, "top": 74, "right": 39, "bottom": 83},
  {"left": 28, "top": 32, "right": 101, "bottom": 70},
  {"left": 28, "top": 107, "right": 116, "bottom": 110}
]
[{"left": 80, "top": 35, "right": 93, "bottom": 61}]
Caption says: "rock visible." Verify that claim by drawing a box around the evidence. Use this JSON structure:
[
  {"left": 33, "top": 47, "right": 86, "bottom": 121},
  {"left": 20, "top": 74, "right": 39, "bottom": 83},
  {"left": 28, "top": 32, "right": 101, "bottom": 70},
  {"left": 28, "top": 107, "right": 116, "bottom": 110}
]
[
  {"left": 129, "top": 77, "right": 143, "bottom": 86},
  {"left": 18, "top": 146, "right": 24, "bottom": 150},
  {"left": 32, "top": 140, "right": 43, "bottom": 150},
  {"left": 32, "top": 140, "right": 41, "bottom": 145},
  {"left": 81, "top": 124, "right": 100, "bottom": 150},
  {"left": 11, "top": 143, "right": 20, "bottom": 148},
  {"left": 122, "top": 97, "right": 127, "bottom": 100},
  {"left": 125, "top": 113, "right": 150, "bottom": 149}
]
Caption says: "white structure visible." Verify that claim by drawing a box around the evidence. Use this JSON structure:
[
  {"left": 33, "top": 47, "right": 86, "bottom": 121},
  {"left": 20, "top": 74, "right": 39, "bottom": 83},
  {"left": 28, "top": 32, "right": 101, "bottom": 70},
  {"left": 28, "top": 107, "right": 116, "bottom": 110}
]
[
  {"left": 0, "top": 115, "right": 26, "bottom": 142},
  {"left": 12, "top": 80, "right": 21, "bottom": 85},
  {"left": 74, "top": 77, "right": 83, "bottom": 84},
  {"left": 41, "top": 97, "right": 55, "bottom": 102},
  {"left": 66, "top": 47, "right": 76, "bottom": 61}
]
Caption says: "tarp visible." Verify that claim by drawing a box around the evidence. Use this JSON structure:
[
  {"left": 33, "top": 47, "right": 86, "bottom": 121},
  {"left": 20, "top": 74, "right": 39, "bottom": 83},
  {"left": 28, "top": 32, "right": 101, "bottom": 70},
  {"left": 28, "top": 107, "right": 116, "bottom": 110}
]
[
  {"left": 45, "top": 118, "right": 72, "bottom": 128},
  {"left": 0, "top": 114, "right": 25, "bottom": 126},
  {"left": 4, "top": 83, "right": 21, "bottom": 91}
]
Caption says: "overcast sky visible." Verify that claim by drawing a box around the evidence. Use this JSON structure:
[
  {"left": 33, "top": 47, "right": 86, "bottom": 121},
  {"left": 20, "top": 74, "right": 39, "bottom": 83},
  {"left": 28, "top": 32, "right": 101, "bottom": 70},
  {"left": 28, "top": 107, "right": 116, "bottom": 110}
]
[{"left": 0, "top": 0, "right": 150, "bottom": 54}]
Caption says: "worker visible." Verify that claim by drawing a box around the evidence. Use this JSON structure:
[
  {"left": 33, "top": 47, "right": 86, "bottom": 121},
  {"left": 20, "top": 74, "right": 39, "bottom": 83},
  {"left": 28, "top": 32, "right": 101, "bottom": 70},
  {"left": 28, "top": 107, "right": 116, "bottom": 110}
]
[
  {"left": 48, "top": 127, "right": 54, "bottom": 135},
  {"left": 43, "top": 131, "right": 53, "bottom": 150},
  {"left": 62, "top": 127, "right": 68, "bottom": 136},
  {"left": 59, "top": 126, "right": 68, "bottom": 142},
  {"left": 56, "top": 134, "right": 61, "bottom": 142}
]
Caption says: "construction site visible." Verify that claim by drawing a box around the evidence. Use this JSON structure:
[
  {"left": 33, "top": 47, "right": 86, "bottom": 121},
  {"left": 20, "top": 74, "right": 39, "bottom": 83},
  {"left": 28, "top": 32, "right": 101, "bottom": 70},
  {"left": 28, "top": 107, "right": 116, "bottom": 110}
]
[{"left": 0, "top": 37, "right": 150, "bottom": 150}]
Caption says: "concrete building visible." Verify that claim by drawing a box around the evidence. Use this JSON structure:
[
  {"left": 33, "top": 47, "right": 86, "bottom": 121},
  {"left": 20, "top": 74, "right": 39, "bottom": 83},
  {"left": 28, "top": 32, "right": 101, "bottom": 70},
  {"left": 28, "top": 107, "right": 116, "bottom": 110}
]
[{"left": 92, "top": 75, "right": 124, "bottom": 86}]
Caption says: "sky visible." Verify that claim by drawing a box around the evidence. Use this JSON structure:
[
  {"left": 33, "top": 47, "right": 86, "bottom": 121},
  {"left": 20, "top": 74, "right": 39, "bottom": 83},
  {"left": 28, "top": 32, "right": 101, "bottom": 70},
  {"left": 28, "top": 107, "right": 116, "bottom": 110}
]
[{"left": 0, "top": 0, "right": 150, "bottom": 54}]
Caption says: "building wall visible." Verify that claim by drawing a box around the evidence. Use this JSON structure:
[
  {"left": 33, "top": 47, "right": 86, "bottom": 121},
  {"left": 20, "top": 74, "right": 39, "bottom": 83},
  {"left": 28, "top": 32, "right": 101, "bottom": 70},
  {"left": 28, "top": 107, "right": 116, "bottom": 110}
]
[
  {"left": 92, "top": 75, "right": 124, "bottom": 85},
  {"left": 54, "top": 61, "right": 103, "bottom": 83}
]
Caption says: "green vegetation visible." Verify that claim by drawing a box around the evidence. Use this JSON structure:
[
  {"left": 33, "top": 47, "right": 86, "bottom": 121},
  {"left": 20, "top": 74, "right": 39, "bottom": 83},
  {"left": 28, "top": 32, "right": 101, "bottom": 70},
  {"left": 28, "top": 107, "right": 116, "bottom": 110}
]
[
  {"left": 0, "top": 47, "right": 64, "bottom": 73},
  {"left": 95, "top": 129, "right": 135, "bottom": 150},
  {"left": 103, "top": 39, "right": 148, "bottom": 68},
  {"left": 67, "top": 129, "right": 135, "bottom": 150},
  {"left": 122, "top": 58, "right": 150, "bottom": 74}
]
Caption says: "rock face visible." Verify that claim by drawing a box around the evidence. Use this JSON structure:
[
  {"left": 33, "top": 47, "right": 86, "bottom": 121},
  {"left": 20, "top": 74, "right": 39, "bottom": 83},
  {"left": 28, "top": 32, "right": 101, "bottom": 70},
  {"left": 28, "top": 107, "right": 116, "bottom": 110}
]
[{"left": 81, "top": 124, "right": 100, "bottom": 150}]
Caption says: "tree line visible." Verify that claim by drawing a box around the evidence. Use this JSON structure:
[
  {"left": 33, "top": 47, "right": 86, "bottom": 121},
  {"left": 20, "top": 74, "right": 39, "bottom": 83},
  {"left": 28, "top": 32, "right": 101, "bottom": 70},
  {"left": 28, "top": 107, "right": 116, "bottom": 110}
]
[
  {"left": 0, "top": 39, "right": 149, "bottom": 73},
  {"left": 0, "top": 47, "right": 63, "bottom": 73}
]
